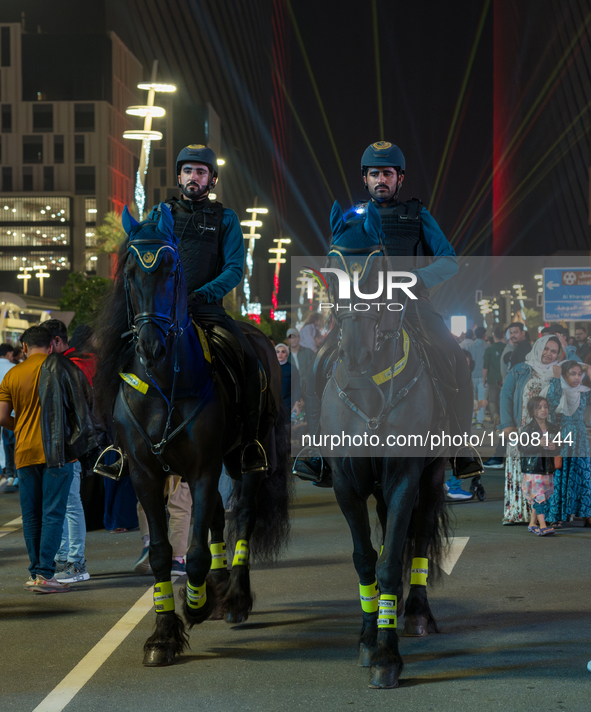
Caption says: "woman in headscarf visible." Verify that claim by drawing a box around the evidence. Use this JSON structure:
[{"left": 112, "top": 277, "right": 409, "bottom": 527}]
[
  {"left": 545, "top": 360, "right": 591, "bottom": 526},
  {"left": 276, "top": 343, "right": 301, "bottom": 414},
  {"left": 499, "top": 335, "right": 562, "bottom": 524}
]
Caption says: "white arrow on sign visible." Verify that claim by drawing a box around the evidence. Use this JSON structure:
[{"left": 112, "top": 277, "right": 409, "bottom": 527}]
[{"left": 546, "top": 281, "right": 560, "bottom": 290}]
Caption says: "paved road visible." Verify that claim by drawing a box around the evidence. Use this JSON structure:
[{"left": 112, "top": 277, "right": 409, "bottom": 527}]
[{"left": 1, "top": 469, "right": 590, "bottom": 712}]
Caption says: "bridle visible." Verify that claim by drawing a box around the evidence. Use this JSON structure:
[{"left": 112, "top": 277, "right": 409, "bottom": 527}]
[{"left": 123, "top": 235, "right": 188, "bottom": 343}]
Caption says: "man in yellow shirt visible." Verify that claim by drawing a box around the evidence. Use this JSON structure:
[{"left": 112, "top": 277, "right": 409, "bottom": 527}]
[{"left": 0, "top": 326, "right": 74, "bottom": 593}]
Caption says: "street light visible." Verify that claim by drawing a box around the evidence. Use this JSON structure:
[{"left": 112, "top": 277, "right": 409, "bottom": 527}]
[
  {"left": 269, "top": 237, "right": 291, "bottom": 321},
  {"left": 17, "top": 266, "right": 32, "bottom": 295},
  {"left": 123, "top": 60, "right": 176, "bottom": 219}
]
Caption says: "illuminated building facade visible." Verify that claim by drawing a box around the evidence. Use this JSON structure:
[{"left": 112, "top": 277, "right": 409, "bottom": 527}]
[{"left": 0, "top": 21, "right": 141, "bottom": 298}]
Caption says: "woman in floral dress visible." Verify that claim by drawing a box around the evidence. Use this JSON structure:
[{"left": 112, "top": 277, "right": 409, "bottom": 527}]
[
  {"left": 499, "top": 335, "right": 562, "bottom": 524},
  {"left": 546, "top": 360, "right": 591, "bottom": 525}
]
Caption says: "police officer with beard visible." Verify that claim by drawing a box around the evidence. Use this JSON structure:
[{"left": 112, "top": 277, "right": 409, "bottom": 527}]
[{"left": 147, "top": 144, "right": 267, "bottom": 474}]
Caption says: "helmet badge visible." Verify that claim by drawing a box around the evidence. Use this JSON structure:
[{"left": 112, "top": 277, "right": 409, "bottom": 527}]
[{"left": 372, "top": 141, "right": 392, "bottom": 150}]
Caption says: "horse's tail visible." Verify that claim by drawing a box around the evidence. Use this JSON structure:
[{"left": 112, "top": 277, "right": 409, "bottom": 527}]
[
  {"left": 229, "top": 406, "right": 293, "bottom": 563},
  {"left": 402, "top": 458, "right": 452, "bottom": 585}
]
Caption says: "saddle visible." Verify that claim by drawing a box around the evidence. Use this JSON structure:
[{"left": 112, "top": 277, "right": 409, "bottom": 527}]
[{"left": 194, "top": 318, "right": 275, "bottom": 419}]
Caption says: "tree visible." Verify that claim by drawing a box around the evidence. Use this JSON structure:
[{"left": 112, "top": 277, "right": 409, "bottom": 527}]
[
  {"left": 58, "top": 272, "right": 112, "bottom": 332},
  {"left": 89, "top": 203, "right": 138, "bottom": 258}
]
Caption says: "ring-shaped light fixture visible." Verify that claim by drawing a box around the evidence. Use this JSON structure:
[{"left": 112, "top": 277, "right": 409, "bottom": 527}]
[
  {"left": 137, "top": 82, "right": 177, "bottom": 92},
  {"left": 123, "top": 130, "right": 163, "bottom": 141},
  {"left": 126, "top": 105, "right": 166, "bottom": 118}
]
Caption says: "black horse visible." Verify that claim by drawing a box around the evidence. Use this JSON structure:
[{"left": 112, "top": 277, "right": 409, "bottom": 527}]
[
  {"left": 94, "top": 205, "right": 291, "bottom": 666},
  {"left": 317, "top": 201, "right": 450, "bottom": 689}
]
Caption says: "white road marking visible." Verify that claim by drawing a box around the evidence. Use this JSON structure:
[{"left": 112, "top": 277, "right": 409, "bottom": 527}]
[
  {"left": 0, "top": 515, "right": 22, "bottom": 538},
  {"left": 33, "top": 576, "right": 179, "bottom": 712},
  {"left": 440, "top": 536, "right": 469, "bottom": 575}
]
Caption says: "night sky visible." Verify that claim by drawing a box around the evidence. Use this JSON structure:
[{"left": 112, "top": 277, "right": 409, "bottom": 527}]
[{"left": 2, "top": 0, "right": 590, "bottom": 310}]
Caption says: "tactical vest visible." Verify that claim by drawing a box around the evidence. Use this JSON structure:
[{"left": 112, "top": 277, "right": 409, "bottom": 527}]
[
  {"left": 163, "top": 198, "right": 225, "bottom": 306},
  {"left": 378, "top": 198, "right": 430, "bottom": 298},
  {"left": 378, "top": 198, "right": 425, "bottom": 257}
]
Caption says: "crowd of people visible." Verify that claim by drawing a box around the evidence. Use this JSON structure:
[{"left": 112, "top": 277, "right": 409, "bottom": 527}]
[{"left": 456, "top": 323, "right": 591, "bottom": 530}]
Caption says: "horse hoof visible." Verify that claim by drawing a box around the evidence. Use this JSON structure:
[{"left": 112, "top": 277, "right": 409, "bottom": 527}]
[
  {"left": 404, "top": 615, "right": 428, "bottom": 637},
  {"left": 225, "top": 611, "right": 248, "bottom": 625},
  {"left": 358, "top": 643, "right": 373, "bottom": 667},
  {"left": 368, "top": 663, "right": 401, "bottom": 689},
  {"left": 208, "top": 604, "right": 225, "bottom": 621},
  {"left": 142, "top": 646, "right": 176, "bottom": 667}
]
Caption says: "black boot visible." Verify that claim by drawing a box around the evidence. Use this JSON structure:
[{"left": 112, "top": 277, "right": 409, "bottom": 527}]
[
  {"left": 450, "top": 379, "right": 483, "bottom": 479},
  {"left": 291, "top": 386, "right": 332, "bottom": 487}
]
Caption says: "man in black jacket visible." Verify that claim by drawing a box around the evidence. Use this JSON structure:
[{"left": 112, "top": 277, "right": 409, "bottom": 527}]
[{"left": 0, "top": 326, "right": 98, "bottom": 594}]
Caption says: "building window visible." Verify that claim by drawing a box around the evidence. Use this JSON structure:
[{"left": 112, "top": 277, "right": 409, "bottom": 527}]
[
  {"left": 54, "top": 135, "right": 64, "bottom": 163},
  {"left": 153, "top": 188, "right": 160, "bottom": 205},
  {"left": 1, "top": 105, "right": 11, "bottom": 133},
  {"left": 85, "top": 197, "right": 97, "bottom": 220},
  {"left": 43, "top": 166, "right": 54, "bottom": 191},
  {"left": 160, "top": 168, "right": 167, "bottom": 187},
  {"left": 1, "top": 27, "right": 10, "bottom": 67},
  {"left": 2, "top": 166, "right": 12, "bottom": 191},
  {"left": 74, "top": 103, "right": 95, "bottom": 132},
  {"left": 153, "top": 148, "right": 167, "bottom": 168},
  {"left": 0, "top": 136, "right": 2, "bottom": 164},
  {"left": 0, "top": 196, "right": 70, "bottom": 222},
  {"left": 75, "top": 166, "right": 95, "bottom": 194},
  {"left": 74, "top": 135, "right": 85, "bottom": 164},
  {"left": 23, "top": 136, "right": 43, "bottom": 163},
  {"left": 22, "top": 167, "right": 33, "bottom": 191},
  {"left": 32, "top": 104, "right": 53, "bottom": 132}
]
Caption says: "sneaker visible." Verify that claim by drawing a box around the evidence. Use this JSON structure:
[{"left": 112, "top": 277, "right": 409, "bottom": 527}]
[
  {"left": 55, "top": 560, "right": 90, "bottom": 583},
  {"left": 133, "top": 546, "right": 151, "bottom": 574},
  {"left": 446, "top": 487, "right": 474, "bottom": 501},
  {"left": 54, "top": 560, "right": 69, "bottom": 574},
  {"left": 24, "top": 575, "right": 36, "bottom": 590},
  {"left": 0, "top": 476, "right": 7, "bottom": 494},
  {"left": 483, "top": 457, "right": 504, "bottom": 469},
  {"left": 32, "top": 574, "right": 70, "bottom": 593},
  {"left": 171, "top": 559, "right": 186, "bottom": 575}
]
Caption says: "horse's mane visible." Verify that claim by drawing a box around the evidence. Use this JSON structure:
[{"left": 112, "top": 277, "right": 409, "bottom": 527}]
[{"left": 93, "top": 235, "right": 133, "bottom": 420}]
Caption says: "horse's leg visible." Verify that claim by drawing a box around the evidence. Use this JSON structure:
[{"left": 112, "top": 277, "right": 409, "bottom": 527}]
[
  {"left": 207, "top": 492, "right": 229, "bottom": 620},
  {"left": 133, "top": 469, "right": 189, "bottom": 667},
  {"left": 369, "top": 460, "right": 423, "bottom": 689},
  {"left": 181, "top": 476, "right": 219, "bottom": 628},
  {"left": 333, "top": 466, "right": 379, "bottom": 668},
  {"left": 220, "top": 470, "right": 265, "bottom": 624},
  {"left": 374, "top": 486, "right": 404, "bottom": 619},
  {"left": 404, "top": 458, "right": 446, "bottom": 637}
]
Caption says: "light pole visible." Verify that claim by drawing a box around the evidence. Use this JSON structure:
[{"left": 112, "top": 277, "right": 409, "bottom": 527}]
[
  {"left": 33, "top": 265, "right": 50, "bottom": 298},
  {"left": 268, "top": 237, "right": 291, "bottom": 321},
  {"left": 123, "top": 60, "right": 176, "bottom": 218},
  {"left": 17, "top": 266, "right": 32, "bottom": 295},
  {"left": 240, "top": 202, "right": 268, "bottom": 320}
]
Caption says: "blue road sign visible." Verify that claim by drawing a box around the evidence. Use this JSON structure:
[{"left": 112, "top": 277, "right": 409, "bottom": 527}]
[{"left": 543, "top": 268, "right": 591, "bottom": 321}]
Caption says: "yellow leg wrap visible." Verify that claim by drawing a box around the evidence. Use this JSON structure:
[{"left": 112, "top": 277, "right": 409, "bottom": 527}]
[
  {"left": 210, "top": 541, "right": 227, "bottom": 570},
  {"left": 410, "top": 557, "right": 429, "bottom": 586},
  {"left": 232, "top": 539, "right": 249, "bottom": 567},
  {"left": 359, "top": 580, "right": 380, "bottom": 613},
  {"left": 378, "top": 594, "right": 397, "bottom": 629},
  {"left": 154, "top": 580, "right": 175, "bottom": 613},
  {"left": 186, "top": 581, "right": 207, "bottom": 610}
]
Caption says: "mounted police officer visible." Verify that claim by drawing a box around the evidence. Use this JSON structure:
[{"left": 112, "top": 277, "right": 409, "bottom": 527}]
[
  {"left": 295, "top": 141, "right": 481, "bottom": 486},
  {"left": 146, "top": 144, "right": 267, "bottom": 475}
]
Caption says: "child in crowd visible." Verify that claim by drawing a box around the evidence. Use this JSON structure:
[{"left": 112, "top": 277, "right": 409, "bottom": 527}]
[{"left": 518, "top": 396, "right": 561, "bottom": 536}]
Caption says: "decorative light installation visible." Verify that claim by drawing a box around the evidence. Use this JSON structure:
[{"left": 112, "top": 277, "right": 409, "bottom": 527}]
[
  {"left": 240, "top": 203, "right": 268, "bottom": 320},
  {"left": 123, "top": 61, "right": 176, "bottom": 218},
  {"left": 268, "top": 237, "right": 291, "bottom": 320}
]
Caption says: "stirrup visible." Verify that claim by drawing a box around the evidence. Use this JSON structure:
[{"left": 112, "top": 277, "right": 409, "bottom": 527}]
[
  {"left": 240, "top": 439, "right": 268, "bottom": 475},
  {"left": 292, "top": 447, "right": 331, "bottom": 487},
  {"left": 93, "top": 445, "right": 125, "bottom": 481},
  {"left": 451, "top": 446, "right": 484, "bottom": 480}
]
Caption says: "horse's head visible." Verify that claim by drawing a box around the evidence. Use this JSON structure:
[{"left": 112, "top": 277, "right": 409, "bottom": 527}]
[
  {"left": 122, "top": 204, "right": 186, "bottom": 370},
  {"left": 326, "top": 201, "right": 396, "bottom": 374}
]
